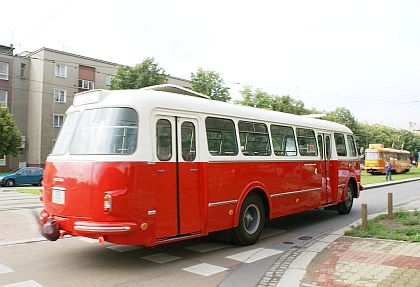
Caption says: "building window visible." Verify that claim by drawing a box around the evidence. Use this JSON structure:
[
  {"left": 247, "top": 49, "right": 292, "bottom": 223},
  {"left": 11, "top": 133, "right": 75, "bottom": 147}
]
[
  {"left": 53, "top": 114, "right": 65, "bottom": 128},
  {"left": 0, "top": 90, "right": 7, "bottom": 107},
  {"left": 0, "top": 155, "right": 5, "bottom": 166},
  {"left": 53, "top": 88, "right": 66, "bottom": 103},
  {"left": 0, "top": 62, "right": 9, "bottom": 80},
  {"left": 20, "top": 63, "right": 26, "bottom": 78},
  {"left": 78, "top": 79, "right": 95, "bottom": 90},
  {"left": 106, "top": 75, "right": 114, "bottom": 86},
  {"left": 55, "top": 64, "right": 67, "bottom": 78}
]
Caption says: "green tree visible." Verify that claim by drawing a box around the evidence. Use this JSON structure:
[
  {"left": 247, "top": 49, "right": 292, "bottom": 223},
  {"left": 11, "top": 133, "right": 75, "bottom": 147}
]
[
  {"left": 0, "top": 108, "right": 22, "bottom": 157},
  {"left": 191, "top": 68, "right": 230, "bottom": 102},
  {"left": 110, "top": 57, "right": 167, "bottom": 89}
]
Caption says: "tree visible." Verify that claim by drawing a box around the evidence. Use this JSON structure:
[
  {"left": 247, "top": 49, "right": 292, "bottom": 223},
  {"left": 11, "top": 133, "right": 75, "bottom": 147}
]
[
  {"left": 110, "top": 57, "right": 167, "bottom": 89},
  {"left": 236, "top": 86, "right": 311, "bottom": 115},
  {"left": 0, "top": 108, "right": 22, "bottom": 157},
  {"left": 191, "top": 68, "right": 230, "bottom": 102}
]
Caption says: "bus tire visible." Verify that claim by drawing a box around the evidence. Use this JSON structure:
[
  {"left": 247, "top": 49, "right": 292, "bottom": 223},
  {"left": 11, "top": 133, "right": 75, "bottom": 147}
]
[
  {"left": 233, "top": 193, "right": 265, "bottom": 245},
  {"left": 337, "top": 184, "right": 354, "bottom": 214}
]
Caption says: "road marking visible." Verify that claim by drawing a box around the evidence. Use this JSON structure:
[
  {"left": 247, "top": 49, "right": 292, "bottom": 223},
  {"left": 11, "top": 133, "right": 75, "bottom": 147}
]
[
  {"left": 226, "top": 248, "right": 283, "bottom": 263},
  {"left": 0, "top": 264, "right": 14, "bottom": 274},
  {"left": 0, "top": 281, "right": 44, "bottom": 287},
  {"left": 260, "top": 228, "right": 287, "bottom": 239},
  {"left": 141, "top": 253, "right": 181, "bottom": 264},
  {"left": 0, "top": 237, "right": 46, "bottom": 247},
  {"left": 78, "top": 237, "right": 98, "bottom": 244},
  {"left": 182, "top": 263, "right": 228, "bottom": 276},
  {"left": 107, "top": 245, "right": 141, "bottom": 252},
  {"left": 185, "top": 242, "right": 230, "bottom": 253}
]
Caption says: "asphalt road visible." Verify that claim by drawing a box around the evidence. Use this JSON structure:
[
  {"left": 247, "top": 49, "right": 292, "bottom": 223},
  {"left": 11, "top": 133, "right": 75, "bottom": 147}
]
[{"left": 0, "top": 181, "right": 419, "bottom": 287}]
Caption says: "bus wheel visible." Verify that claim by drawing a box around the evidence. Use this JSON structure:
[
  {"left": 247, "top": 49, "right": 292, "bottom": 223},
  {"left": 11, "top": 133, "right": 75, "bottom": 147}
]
[
  {"left": 6, "top": 179, "right": 15, "bottom": 187},
  {"left": 233, "top": 193, "right": 265, "bottom": 245},
  {"left": 337, "top": 185, "right": 354, "bottom": 214}
]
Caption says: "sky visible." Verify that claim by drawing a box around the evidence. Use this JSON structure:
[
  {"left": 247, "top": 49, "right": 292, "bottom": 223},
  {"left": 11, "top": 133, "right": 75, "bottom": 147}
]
[{"left": 2, "top": 0, "right": 420, "bottom": 129}]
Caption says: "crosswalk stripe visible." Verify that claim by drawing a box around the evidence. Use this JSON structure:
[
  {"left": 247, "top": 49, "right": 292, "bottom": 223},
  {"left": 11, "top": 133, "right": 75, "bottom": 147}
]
[
  {"left": 0, "top": 264, "right": 14, "bottom": 274},
  {"left": 185, "top": 242, "right": 230, "bottom": 253},
  {"left": 226, "top": 248, "right": 283, "bottom": 263},
  {"left": 0, "top": 281, "right": 43, "bottom": 287},
  {"left": 182, "top": 263, "right": 228, "bottom": 276},
  {"left": 141, "top": 253, "right": 181, "bottom": 264},
  {"left": 107, "top": 245, "right": 141, "bottom": 252}
]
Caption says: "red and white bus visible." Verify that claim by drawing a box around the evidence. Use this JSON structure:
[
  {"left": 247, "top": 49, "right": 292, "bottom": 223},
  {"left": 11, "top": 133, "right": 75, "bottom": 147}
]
[{"left": 40, "top": 85, "right": 361, "bottom": 246}]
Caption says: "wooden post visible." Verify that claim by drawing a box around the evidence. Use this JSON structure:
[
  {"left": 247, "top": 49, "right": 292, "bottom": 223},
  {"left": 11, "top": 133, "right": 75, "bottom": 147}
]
[
  {"left": 361, "top": 204, "right": 368, "bottom": 231},
  {"left": 388, "top": 192, "right": 393, "bottom": 219}
]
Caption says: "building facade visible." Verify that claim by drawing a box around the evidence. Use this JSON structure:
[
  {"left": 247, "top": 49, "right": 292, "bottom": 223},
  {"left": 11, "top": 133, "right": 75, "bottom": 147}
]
[{"left": 0, "top": 46, "right": 191, "bottom": 171}]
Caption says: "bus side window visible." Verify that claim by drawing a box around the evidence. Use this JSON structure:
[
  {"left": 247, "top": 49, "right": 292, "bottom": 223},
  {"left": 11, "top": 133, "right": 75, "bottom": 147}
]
[
  {"left": 347, "top": 135, "right": 357, "bottom": 157},
  {"left": 239, "top": 121, "right": 271, "bottom": 156},
  {"left": 270, "top": 125, "right": 297, "bottom": 156},
  {"left": 156, "top": 119, "right": 172, "bottom": 161},
  {"left": 296, "top": 128, "right": 318, "bottom": 156},
  {"left": 205, "top": 117, "right": 238, "bottom": 156},
  {"left": 181, "top": 121, "right": 196, "bottom": 161},
  {"left": 334, "top": 133, "right": 347, "bottom": 157}
]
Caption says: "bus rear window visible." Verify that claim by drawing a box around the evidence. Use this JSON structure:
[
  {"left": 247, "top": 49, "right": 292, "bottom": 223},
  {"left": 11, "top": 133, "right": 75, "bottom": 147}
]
[
  {"left": 366, "top": 152, "right": 382, "bottom": 160},
  {"left": 52, "top": 112, "right": 80, "bottom": 155},
  {"left": 70, "top": 108, "right": 138, "bottom": 155}
]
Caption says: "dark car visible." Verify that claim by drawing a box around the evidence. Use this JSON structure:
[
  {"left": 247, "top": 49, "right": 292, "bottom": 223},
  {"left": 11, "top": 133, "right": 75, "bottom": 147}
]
[{"left": 0, "top": 167, "right": 43, "bottom": 187}]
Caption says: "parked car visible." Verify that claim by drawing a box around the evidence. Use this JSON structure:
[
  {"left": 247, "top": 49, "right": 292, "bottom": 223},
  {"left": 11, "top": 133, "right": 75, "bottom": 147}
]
[{"left": 0, "top": 167, "right": 43, "bottom": 187}]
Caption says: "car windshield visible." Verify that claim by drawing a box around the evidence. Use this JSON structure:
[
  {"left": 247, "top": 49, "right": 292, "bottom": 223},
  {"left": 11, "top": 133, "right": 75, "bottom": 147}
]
[{"left": 9, "top": 168, "right": 21, "bottom": 174}]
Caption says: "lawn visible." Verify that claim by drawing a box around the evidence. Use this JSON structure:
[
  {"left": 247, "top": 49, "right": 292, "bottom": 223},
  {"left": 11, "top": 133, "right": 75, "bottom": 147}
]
[
  {"left": 361, "top": 167, "right": 420, "bottom": 185},
  {"left": 14, "top": 189, "right": 42, "bottom": 195},
  {"left": 345, "top": 210, "right": 420, "bottom": 242}
]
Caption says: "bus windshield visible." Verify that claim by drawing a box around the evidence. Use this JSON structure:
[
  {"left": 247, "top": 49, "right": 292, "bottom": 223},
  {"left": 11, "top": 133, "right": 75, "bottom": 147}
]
[
  {"left": 52, "top": 108, "right": 138, "bottom": 155},
  {"left": 365, "top": 152, "right": 382, "bottom": 160}
]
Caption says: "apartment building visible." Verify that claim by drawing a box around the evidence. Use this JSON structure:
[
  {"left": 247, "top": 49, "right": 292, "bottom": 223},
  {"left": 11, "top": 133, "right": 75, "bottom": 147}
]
[{"left": 0, "top": 46, "right": 191, "bottom": 171}]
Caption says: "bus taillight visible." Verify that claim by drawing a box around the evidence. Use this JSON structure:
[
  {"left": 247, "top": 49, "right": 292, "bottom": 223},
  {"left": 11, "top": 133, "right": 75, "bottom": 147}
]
[{"left": 104, "top": 194, "right": 112, "bottom": 212}]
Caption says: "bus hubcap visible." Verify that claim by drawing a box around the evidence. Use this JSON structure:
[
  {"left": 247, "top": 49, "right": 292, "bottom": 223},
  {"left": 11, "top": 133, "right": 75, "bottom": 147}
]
[{"left": 243, "top": 204, "right": 260, "bottom": 234}]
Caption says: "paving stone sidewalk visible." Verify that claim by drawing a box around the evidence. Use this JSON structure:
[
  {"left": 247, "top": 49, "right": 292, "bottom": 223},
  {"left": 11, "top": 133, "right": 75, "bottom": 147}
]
[{"left": 301, "top": 237, "right": 420, "bottom": 287}]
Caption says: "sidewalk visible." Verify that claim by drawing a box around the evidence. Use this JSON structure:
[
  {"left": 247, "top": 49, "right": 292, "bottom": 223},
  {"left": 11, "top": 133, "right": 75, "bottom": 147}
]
[{"left": 272, "top": 199, "right": 420, "bottom": 287}]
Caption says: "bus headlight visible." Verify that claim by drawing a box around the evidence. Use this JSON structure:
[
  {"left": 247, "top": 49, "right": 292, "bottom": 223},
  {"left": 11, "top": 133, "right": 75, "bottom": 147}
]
[{"left": 104, "top": 194, "right": 112, "bottom": 212}]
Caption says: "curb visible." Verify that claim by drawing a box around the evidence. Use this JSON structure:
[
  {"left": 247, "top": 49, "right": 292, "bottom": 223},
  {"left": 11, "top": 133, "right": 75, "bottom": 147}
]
[{"left": 362, "top": 177, "right": 420, "bottom": 190}]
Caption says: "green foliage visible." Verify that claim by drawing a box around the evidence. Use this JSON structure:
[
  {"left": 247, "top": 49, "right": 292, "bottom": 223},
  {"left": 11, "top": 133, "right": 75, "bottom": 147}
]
[
  {"left": 0, "top": 108, "right": 22, "bottom": 157},
  {"left": 345, "top": 210, "right": 420, "bottom": 242},
  {"left": 236, "top": 86, "right": 311, "bottom": 115},
  {"left": 191, "top": 68, "right": 230, "bottom": 102},
  {"left": 110, "top": 57, "right": 167, "bottom": 90}
]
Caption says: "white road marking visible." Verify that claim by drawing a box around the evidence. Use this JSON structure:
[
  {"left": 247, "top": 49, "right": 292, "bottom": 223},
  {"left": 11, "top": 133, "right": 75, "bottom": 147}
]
[
  {"left": 226, "top": 248, "right": 283, "bottom": 263},
  {"left": 107, "top": 245, "right": 141, "bottom": 252},
  {"left": 0, "top": 264, "right": 14, "bottom": 274},
  {"left": 0, "top": 281, "right": 44, "bottom": 287},
  {"left": 182, "top": 263, "right": 228, "bottom": 277},
  {"left": 0, "top": 237, "right": 46, "bottom": 247},
  {"left": 141, "top": 253, "right": 181, "bottom": 264},
  {"left": 185, "top": 242, "right": 230, "bottom": 253},
  {"left": 78, "top": 237, "right": 98, "bottom": 244},
  {"left": 259, "top": 228, "right": 287, "bottom": 239}
]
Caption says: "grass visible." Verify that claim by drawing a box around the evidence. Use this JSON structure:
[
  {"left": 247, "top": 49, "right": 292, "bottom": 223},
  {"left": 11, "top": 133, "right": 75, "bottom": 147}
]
[
  {"left": 361, "top": 167, "right": 420, "bottom": 185},
  {"left": 13, "top": 189, "right": 42, "bottom": 195},
  {"left": 345, "top": 210, "right": 420, "bottom": 242}
]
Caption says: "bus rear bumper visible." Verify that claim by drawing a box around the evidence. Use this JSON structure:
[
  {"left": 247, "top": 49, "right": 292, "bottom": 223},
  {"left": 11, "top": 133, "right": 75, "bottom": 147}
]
[{"left": 73, "top": 221, "right": 137, "bottom": 235}]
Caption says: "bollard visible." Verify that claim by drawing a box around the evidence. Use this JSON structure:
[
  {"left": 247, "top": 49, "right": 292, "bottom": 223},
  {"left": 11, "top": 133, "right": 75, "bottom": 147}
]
[
  {"left": 361, "top": 203, "right": 368, "bottom": 231},
  {"left": 388, "top": 192, "right": 393, "bottom": 219}
]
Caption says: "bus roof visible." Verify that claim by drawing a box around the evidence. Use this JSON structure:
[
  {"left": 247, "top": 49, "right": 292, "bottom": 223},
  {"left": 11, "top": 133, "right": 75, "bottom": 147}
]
[
  {"left": 71, "top": 88, "right": 354, "bottom": 134},
  {"left": 366, "top": 148, "right": 410, "bottom": 154}
]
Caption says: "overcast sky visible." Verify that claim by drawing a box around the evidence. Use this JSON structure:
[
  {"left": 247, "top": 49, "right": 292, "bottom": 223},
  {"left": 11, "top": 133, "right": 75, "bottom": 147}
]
[{"left": 2, "top": 0, "right": 420, "bottom": 129}]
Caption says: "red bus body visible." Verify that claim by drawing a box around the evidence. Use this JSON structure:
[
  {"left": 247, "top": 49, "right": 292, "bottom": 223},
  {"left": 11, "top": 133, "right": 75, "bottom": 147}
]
[{"left": 40, "top": 86, "right": 361, "bottom": 246}]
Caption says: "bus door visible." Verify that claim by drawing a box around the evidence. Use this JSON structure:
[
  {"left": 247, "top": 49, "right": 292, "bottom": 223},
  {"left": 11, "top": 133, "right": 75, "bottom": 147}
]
[
  {"left": 154, "top": 116, "right": 201, "bottom": 240},
  {"left": 318, "top": 133, "right": 333, "bottom": 204}
]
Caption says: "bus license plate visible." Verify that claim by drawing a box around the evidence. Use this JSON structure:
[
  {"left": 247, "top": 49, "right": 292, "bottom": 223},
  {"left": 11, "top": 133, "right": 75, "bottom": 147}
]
[{"left": 52, "top": 189, "right": 65, "bottom": 204}]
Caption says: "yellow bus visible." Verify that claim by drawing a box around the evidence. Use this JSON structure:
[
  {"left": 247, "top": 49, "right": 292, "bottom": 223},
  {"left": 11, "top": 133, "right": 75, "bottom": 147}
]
[{"left": 365, "top": 144, "right": 411, "bottom": 174}]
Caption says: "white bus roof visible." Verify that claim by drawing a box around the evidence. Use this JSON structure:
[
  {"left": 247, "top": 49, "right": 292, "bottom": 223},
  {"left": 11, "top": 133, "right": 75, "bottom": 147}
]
[{"left": 71, "top": 87, "right": 353, "bottom": 134}]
